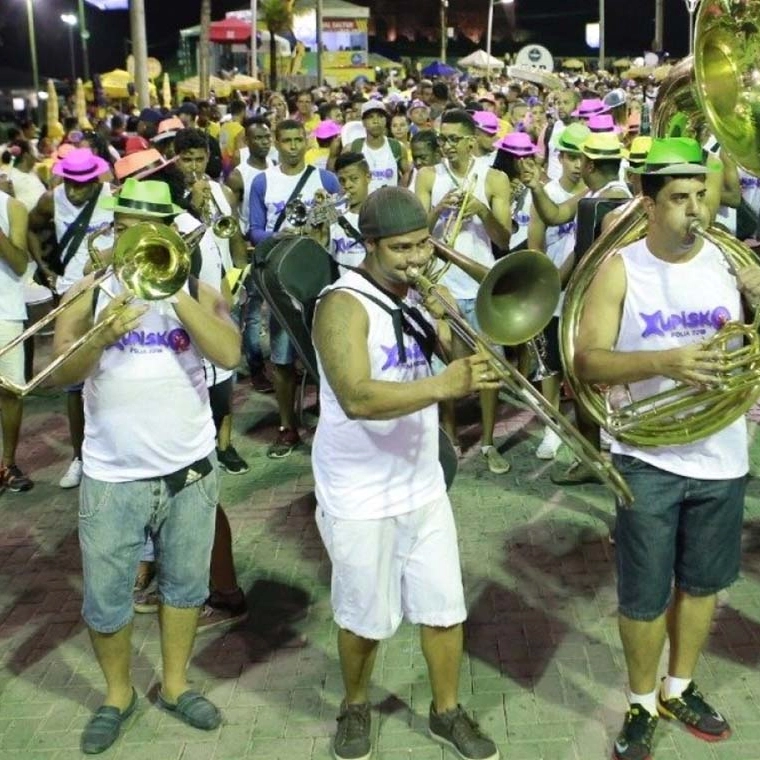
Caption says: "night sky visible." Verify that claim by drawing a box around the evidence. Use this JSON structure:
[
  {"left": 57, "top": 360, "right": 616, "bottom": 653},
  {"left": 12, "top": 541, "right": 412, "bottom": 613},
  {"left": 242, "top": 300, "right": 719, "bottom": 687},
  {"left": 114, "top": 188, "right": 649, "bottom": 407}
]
[{"left": 0, "top": 0, "right": 698, "bottom": 83}]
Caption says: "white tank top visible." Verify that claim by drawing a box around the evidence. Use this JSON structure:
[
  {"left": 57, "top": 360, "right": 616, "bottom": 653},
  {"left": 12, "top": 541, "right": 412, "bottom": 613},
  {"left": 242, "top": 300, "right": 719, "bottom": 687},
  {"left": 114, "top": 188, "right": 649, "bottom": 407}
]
[
  {"left": 53, "top": 183, "right": 114, "bottom": 294},
  {"left": 234, "top": 159, "right": 270, "bottom": 234},
  {"left": 0, "top": 192, "right": 26, "bottom": 321},
  {"left": 83, "top": 272, "right": 216, "bottom": 482},
  {"left": 510, "top": 181, "right": 532, "bottom": 249},
  {"left": 174, "top": 211, "right": 233, "bottom": 388},
  {"left": 431, "top": 162, "right": 494, "bottom": 299},
  {"left": 361, "top": 138, "right": 399, "bottom": 193},
  {"left": 312, "top": 270, "right": 447, "bottom": 518},
  {"left": 328, "top": 210, "right": 366, "bottom": 275},
  {"left": 546, "top": 119, "right": 566, "bottom": 181},
  {"left": 610, "top": 237, "right": 747, "bottom": 478},
  {"left": 543, "top": 179, "right": 577, "bottom": 318}
]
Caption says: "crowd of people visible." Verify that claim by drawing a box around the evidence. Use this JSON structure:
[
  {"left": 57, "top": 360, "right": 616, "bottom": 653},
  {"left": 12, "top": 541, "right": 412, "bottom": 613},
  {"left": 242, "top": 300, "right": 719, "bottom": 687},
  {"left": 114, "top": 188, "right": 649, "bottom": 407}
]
[{"left": 0, "top": 65, "right": 759, "bottom": 760}]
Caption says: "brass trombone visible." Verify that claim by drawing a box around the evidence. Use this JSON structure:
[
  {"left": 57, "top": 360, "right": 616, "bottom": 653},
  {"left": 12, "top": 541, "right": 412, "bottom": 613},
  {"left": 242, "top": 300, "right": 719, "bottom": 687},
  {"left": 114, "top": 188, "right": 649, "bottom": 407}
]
[
  {"left": 0, "top": 221, "right": 202, "bottom": 397},
  {"left": 412, "top": 239, "right": 634, "bottom": 506}
]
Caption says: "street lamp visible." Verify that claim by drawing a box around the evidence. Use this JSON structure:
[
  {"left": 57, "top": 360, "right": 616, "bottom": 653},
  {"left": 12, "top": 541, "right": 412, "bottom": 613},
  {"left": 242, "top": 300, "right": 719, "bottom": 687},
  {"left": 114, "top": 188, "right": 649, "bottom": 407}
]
[
  {"left": 25, "top": 0, "right": 40, "bottom": 100},
  {"left": 684, "top": 0, "right": 702, "bottom": 55},
  {"left": 486, "top": 0, "right": 514, "bottom": 82},
  {"left": 61, "top": 13, "right": 78, "bottom": 83}
]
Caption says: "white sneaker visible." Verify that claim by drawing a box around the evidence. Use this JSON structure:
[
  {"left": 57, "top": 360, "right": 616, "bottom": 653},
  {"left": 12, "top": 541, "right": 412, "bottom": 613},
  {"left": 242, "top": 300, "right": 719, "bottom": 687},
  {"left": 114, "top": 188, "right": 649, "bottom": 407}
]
[
  {"left": 536, "top": 428, "right": 562, "bottom": 460},
  {"left": 59, "top": 458, "right": 83, "bottom": 489}
]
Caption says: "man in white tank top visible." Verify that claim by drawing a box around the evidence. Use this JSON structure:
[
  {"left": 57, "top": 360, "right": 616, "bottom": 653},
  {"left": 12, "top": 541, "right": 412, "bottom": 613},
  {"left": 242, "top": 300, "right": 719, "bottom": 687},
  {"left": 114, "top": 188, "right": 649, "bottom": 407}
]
[
  {"left": 526, "top": 123, "right": 589, "bottom": 461},
  {"left": 226, "top": 118, "right": 275, "bottom": 393},
  {"left": 27, "top": 148, "right": 114, "bottom": 490},
  {"left": 50, "top": 178, "right": 241, "bottom": 754},
  {"left": 573, "top": 138, "right": 760, "bottom": 760},
  {"left": 312, "top": 187, "right": 499, "bottom": 760},
  {"left": 0, "top": 188, "right": 33, "bottom": 492},
  {"left": 523, "top": 131, "right": 632, "bottom": 484},
  {"left": 416, "top": 109, "right": 512, "bottom": 475}
]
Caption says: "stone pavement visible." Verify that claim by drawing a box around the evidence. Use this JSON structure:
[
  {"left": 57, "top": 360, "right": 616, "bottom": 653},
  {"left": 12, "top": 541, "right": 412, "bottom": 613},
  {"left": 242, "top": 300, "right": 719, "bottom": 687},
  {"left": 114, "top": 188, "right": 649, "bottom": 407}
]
[{"left": 1, "top": 380, "right": 760, "bottom": 760}]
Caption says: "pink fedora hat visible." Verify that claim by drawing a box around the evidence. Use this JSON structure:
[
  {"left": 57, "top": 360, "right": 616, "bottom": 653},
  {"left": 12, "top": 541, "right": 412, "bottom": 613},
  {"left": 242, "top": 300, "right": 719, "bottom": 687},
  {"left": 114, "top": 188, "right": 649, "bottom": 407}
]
[
  {"left": 493, "top": 131, "right": 538, "bottom": 156},
  {"left": 571, "top": 98, "right": 606, "bottom": 119},
  {"left": 586, "top": 114, "right": 621, "bottom": 134},
  {"left": 52, "top": 147, "right": 109, "bottom": 183},
  {"left": 312, "top": 119, "right": 342, "bottom": 140}
]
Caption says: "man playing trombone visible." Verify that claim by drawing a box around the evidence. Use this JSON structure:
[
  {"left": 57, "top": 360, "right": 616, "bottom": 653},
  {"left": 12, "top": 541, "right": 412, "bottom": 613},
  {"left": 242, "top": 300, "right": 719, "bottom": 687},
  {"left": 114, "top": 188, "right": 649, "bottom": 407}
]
[
  {"left": 51, "top": 179, "right": 241, "bottom": 754},
  {"left": 415, "top": 109, "right": 512, "bottom": 473},
  {"left": 312, "top": 186, "right": 500, "bottom": 760},
  {"left": 574, "top": 138, "right": 760, "bottom": 760}
]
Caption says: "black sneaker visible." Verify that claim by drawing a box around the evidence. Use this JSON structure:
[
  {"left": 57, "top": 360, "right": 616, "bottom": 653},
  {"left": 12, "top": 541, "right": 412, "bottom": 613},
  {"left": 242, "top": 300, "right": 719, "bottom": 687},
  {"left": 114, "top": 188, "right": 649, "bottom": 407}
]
[
  {"left": 428, "top": 703, "right": 499, "bottom": 760},
  {"left": 657, "top": 681, "right": 730, "bottom": 742},
  {"left": 217, "top": 445, "right": 249, "bottom": 475},
  {"left": 613, "top": 704, "right": 658, "bottom": 760},
  {"left": 1, "top": 464, "right": 34, "bottom": 493},
  {"left": 333, "top": 701, "right": 371, "bottom": 760}
]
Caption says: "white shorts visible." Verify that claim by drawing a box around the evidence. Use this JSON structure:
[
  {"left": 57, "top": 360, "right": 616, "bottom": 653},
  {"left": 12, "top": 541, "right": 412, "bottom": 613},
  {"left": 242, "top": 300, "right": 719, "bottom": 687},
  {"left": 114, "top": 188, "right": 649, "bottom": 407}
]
[
  {"left": 316, "top": 495, "right": 467, "bottom": 639},
  {"left": 0, "top": 321, "right": 25, "bottom": 388}
]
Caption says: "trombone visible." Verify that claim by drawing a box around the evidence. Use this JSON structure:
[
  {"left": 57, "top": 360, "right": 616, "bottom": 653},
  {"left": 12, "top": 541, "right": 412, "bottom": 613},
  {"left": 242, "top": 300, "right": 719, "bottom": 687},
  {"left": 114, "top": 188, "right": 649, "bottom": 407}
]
[
  {"left": 411, "top": 238, "right": 634, "bottom": 506},
  {"left": 0, "top": 221, "right": 203, "bottom": 397}
]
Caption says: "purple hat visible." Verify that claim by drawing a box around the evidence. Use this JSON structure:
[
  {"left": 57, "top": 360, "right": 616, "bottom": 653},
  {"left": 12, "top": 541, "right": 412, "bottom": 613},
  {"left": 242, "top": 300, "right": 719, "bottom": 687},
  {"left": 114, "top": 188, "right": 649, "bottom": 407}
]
[
  {"left": 312, "top": 119, "right": 342, "bottom": 140},
  {"left": 586, "top": 114, "right": 621, "bottom": 134},
  {"left": 571, "top": 98, "right": 606, "bottom": 119},
  {"left": 409, "top": 99, "right": 429, "bottom": 112},
  {"left": 52, "top": 147, "right": 109, "bottom": 183},
  {"left": 472, "top": 111, "right": 499, "bottom": 135},
  {"left": 493, "top": 131, "right": 538, "bottom": 156}
]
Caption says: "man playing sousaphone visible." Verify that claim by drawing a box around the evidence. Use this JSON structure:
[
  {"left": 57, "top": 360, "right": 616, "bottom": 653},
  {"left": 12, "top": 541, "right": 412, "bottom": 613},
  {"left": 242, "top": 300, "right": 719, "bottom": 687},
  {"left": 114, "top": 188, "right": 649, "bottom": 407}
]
[
  {"left": 573, "top": 137, "right": 760, "bottom": 760},
  {"left": 51, "top": 179, "right": 241, "bottom": 754},
  {"left": 415, "top": 109, "right": 512, "bottom": 473}
]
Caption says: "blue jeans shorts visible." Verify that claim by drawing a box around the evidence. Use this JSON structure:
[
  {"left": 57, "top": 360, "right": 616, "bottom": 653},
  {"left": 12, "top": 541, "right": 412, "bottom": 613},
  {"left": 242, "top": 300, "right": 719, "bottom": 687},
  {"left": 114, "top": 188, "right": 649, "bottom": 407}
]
[
  {"left": 269, "top": 313, "right": 295, "bottom": 365},
  {"left": 613, "top": 454, "right": 745, "bottom": 621},
  {"left": 79, "top": 460, "right": 219, "bottom": 633}
]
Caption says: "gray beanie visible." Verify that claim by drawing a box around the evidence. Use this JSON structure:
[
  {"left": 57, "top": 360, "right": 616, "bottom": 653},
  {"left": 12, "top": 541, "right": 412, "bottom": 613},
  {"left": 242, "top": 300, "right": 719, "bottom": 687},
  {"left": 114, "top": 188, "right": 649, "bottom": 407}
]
[{"left": 359, "top": 186, "right": 429, "bottom": 240}]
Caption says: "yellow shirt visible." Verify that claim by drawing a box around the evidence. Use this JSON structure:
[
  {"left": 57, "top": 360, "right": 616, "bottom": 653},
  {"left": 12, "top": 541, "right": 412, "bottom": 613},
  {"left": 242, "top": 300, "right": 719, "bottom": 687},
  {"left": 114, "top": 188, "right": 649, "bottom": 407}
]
[
  {"left": 219, "top": 121, "right": 244, "bottom": 159},
  {"left": 206, "top": 121, "right": 221, "bottom": 140}
]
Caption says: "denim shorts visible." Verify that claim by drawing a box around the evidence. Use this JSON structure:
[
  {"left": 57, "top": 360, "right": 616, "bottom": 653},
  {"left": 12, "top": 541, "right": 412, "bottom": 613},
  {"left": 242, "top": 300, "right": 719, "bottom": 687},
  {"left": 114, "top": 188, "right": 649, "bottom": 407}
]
[
  {"left": 613, "top": 454, "right": 745, "bottom": 621},
  {"left": 79, "top": 460, "right": 218, "bottom": 633},
  {"left": 269, "top": 313, "right": 295, "bottom": 365}
]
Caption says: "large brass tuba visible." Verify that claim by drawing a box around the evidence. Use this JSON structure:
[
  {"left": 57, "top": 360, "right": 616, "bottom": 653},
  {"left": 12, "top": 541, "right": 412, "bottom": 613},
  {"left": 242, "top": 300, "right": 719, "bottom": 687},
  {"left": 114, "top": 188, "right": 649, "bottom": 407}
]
[
  {"left": 560, "top": 0, "right": 760, "bottom": 447},
  {"left": 411, "top": 239, "right": 635, "bottom": 505},
  {"left": 0, "top": 222, "right": 199, "bottom": 396}
]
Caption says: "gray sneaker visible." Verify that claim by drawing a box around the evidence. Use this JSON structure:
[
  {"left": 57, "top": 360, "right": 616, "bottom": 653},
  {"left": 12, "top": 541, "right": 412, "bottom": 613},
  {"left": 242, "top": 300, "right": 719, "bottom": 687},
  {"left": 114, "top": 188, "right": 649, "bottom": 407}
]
[
  {"left": 333, "top": 701, "right": 371, "bottom": 760},
  {"left": 429, "top": 703, "right": 499, "bottom": 760}
]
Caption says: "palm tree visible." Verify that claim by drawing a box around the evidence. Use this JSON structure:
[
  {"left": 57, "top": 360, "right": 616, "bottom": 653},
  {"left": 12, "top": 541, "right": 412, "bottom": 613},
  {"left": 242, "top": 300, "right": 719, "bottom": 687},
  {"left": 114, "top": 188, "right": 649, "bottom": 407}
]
[
  {"left": 199, "top": 0, "right": 211, "bottom": 99},
  {"left": 260, "top": 0, "right": 298, "bottom": 91}
]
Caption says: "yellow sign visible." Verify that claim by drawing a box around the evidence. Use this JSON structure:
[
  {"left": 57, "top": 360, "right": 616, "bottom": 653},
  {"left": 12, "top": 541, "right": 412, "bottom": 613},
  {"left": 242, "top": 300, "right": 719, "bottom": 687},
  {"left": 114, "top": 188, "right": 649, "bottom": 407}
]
[
  {"left": 324, "top": 18, "right": 368, "bottom": 33},
  {"left": 322, "top": 51, "right": 368, "bottom": 68}
]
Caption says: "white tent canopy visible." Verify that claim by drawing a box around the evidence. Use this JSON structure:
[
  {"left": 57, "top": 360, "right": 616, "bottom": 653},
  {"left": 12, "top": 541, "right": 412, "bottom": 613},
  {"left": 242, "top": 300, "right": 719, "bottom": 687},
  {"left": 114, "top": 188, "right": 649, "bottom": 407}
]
[{"left": 458, "top": 49, "right": 505, "bottom": 70}]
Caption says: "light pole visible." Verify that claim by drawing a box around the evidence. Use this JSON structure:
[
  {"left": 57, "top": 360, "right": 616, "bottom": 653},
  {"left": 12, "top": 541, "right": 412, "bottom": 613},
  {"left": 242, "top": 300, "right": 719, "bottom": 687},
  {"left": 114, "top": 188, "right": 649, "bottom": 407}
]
[
  {"left": 486, "top": 0, "right": 513, "bottom": 83},
  {"left": 25, "top": 0, "right": 40, "bottom": 99},
  {"left": 61, "top": 13, "right": 78, "bottom": 83},
  {"left": 684, "top": 0, "right": 702, "bottom": 55},
  {"left": 440, "top": 0, "right": 448, "bottom": 63},
  {"left": 77, "top": 0, "right": 90, "bottom": 82}
]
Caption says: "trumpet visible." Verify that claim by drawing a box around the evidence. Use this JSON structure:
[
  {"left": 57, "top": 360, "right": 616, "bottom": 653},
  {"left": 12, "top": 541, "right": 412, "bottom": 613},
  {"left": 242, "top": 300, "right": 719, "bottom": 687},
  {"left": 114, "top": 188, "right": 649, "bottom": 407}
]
[
  {"left": 284, "top": 191, "right": 347, "bottom": 231},
  {"left": 191, "top": 172, "right": 237, "bottom": 239},
  {"left": 441, "top": 173, "right": 477, "bottom": 247}
]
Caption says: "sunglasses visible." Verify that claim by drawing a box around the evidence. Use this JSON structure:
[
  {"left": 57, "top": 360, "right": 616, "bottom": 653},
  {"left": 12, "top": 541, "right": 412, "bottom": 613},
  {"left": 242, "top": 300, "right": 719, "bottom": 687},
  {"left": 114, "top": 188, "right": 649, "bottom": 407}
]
[{"left": 437, "top": 134, "right": 470, "bottom": 147}]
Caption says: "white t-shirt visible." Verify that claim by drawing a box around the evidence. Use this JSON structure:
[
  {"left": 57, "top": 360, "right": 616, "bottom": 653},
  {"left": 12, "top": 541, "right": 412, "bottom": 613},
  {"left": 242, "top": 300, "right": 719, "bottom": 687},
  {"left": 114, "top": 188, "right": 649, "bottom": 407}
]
[
  {"left": 610, "top": 237, "right": 747, "bottom": 479},
  {"left": 328, "top": 210, "right": 366, "bottom": 275},
  {"left": 359, "top": 138, "right": 399, "bottom": 193}
]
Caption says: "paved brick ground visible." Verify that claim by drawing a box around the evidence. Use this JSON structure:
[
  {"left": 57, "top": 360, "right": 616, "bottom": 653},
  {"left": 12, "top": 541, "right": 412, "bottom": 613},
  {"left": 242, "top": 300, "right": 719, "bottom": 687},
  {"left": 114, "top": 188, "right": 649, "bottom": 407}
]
[{"left": 1, "top": 375, "right": 760, "bottom": 760}]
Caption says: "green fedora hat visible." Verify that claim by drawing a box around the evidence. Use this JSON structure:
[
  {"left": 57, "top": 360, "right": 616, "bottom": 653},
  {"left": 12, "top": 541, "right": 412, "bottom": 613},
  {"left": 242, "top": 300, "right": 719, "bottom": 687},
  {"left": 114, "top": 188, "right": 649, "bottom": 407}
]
[
  {"left": 557, "top": 123, "right": 591, "bottom": 154},
  {"left": 629, "top": 137, "right": 717, "bottom": 175},
  {"left": 100, "top": 177, "right": 184, "bottom": 218}
]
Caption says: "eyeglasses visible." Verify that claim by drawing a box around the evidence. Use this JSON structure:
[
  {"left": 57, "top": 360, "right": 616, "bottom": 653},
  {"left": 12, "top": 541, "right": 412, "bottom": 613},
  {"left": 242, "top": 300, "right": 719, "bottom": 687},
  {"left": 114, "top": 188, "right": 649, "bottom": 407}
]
[
  {"left": 437, "top": 134, "right": 470, "bottom": 147},
  {"left": 385, "top": 238, "right": 435, "bottom": 255}
]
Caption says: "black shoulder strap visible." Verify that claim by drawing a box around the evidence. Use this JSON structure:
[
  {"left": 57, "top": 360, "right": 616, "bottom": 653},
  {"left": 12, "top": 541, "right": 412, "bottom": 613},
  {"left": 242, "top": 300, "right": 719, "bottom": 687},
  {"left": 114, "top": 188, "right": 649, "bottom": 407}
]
[
  {"left": 335, "top": 215, "right": 362, "bottom": 244},
  {"left": 59, "top": 190, "right": 100, "bottom": 273},
  {"left": 337, "top": 267, "right": 438, "bottom": 364},
  {"left": 188, "top": 275, "right": 199, "bottom": 301},
  {"left": 272, "top": 165, "right": 316, "bottom": 233}
]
